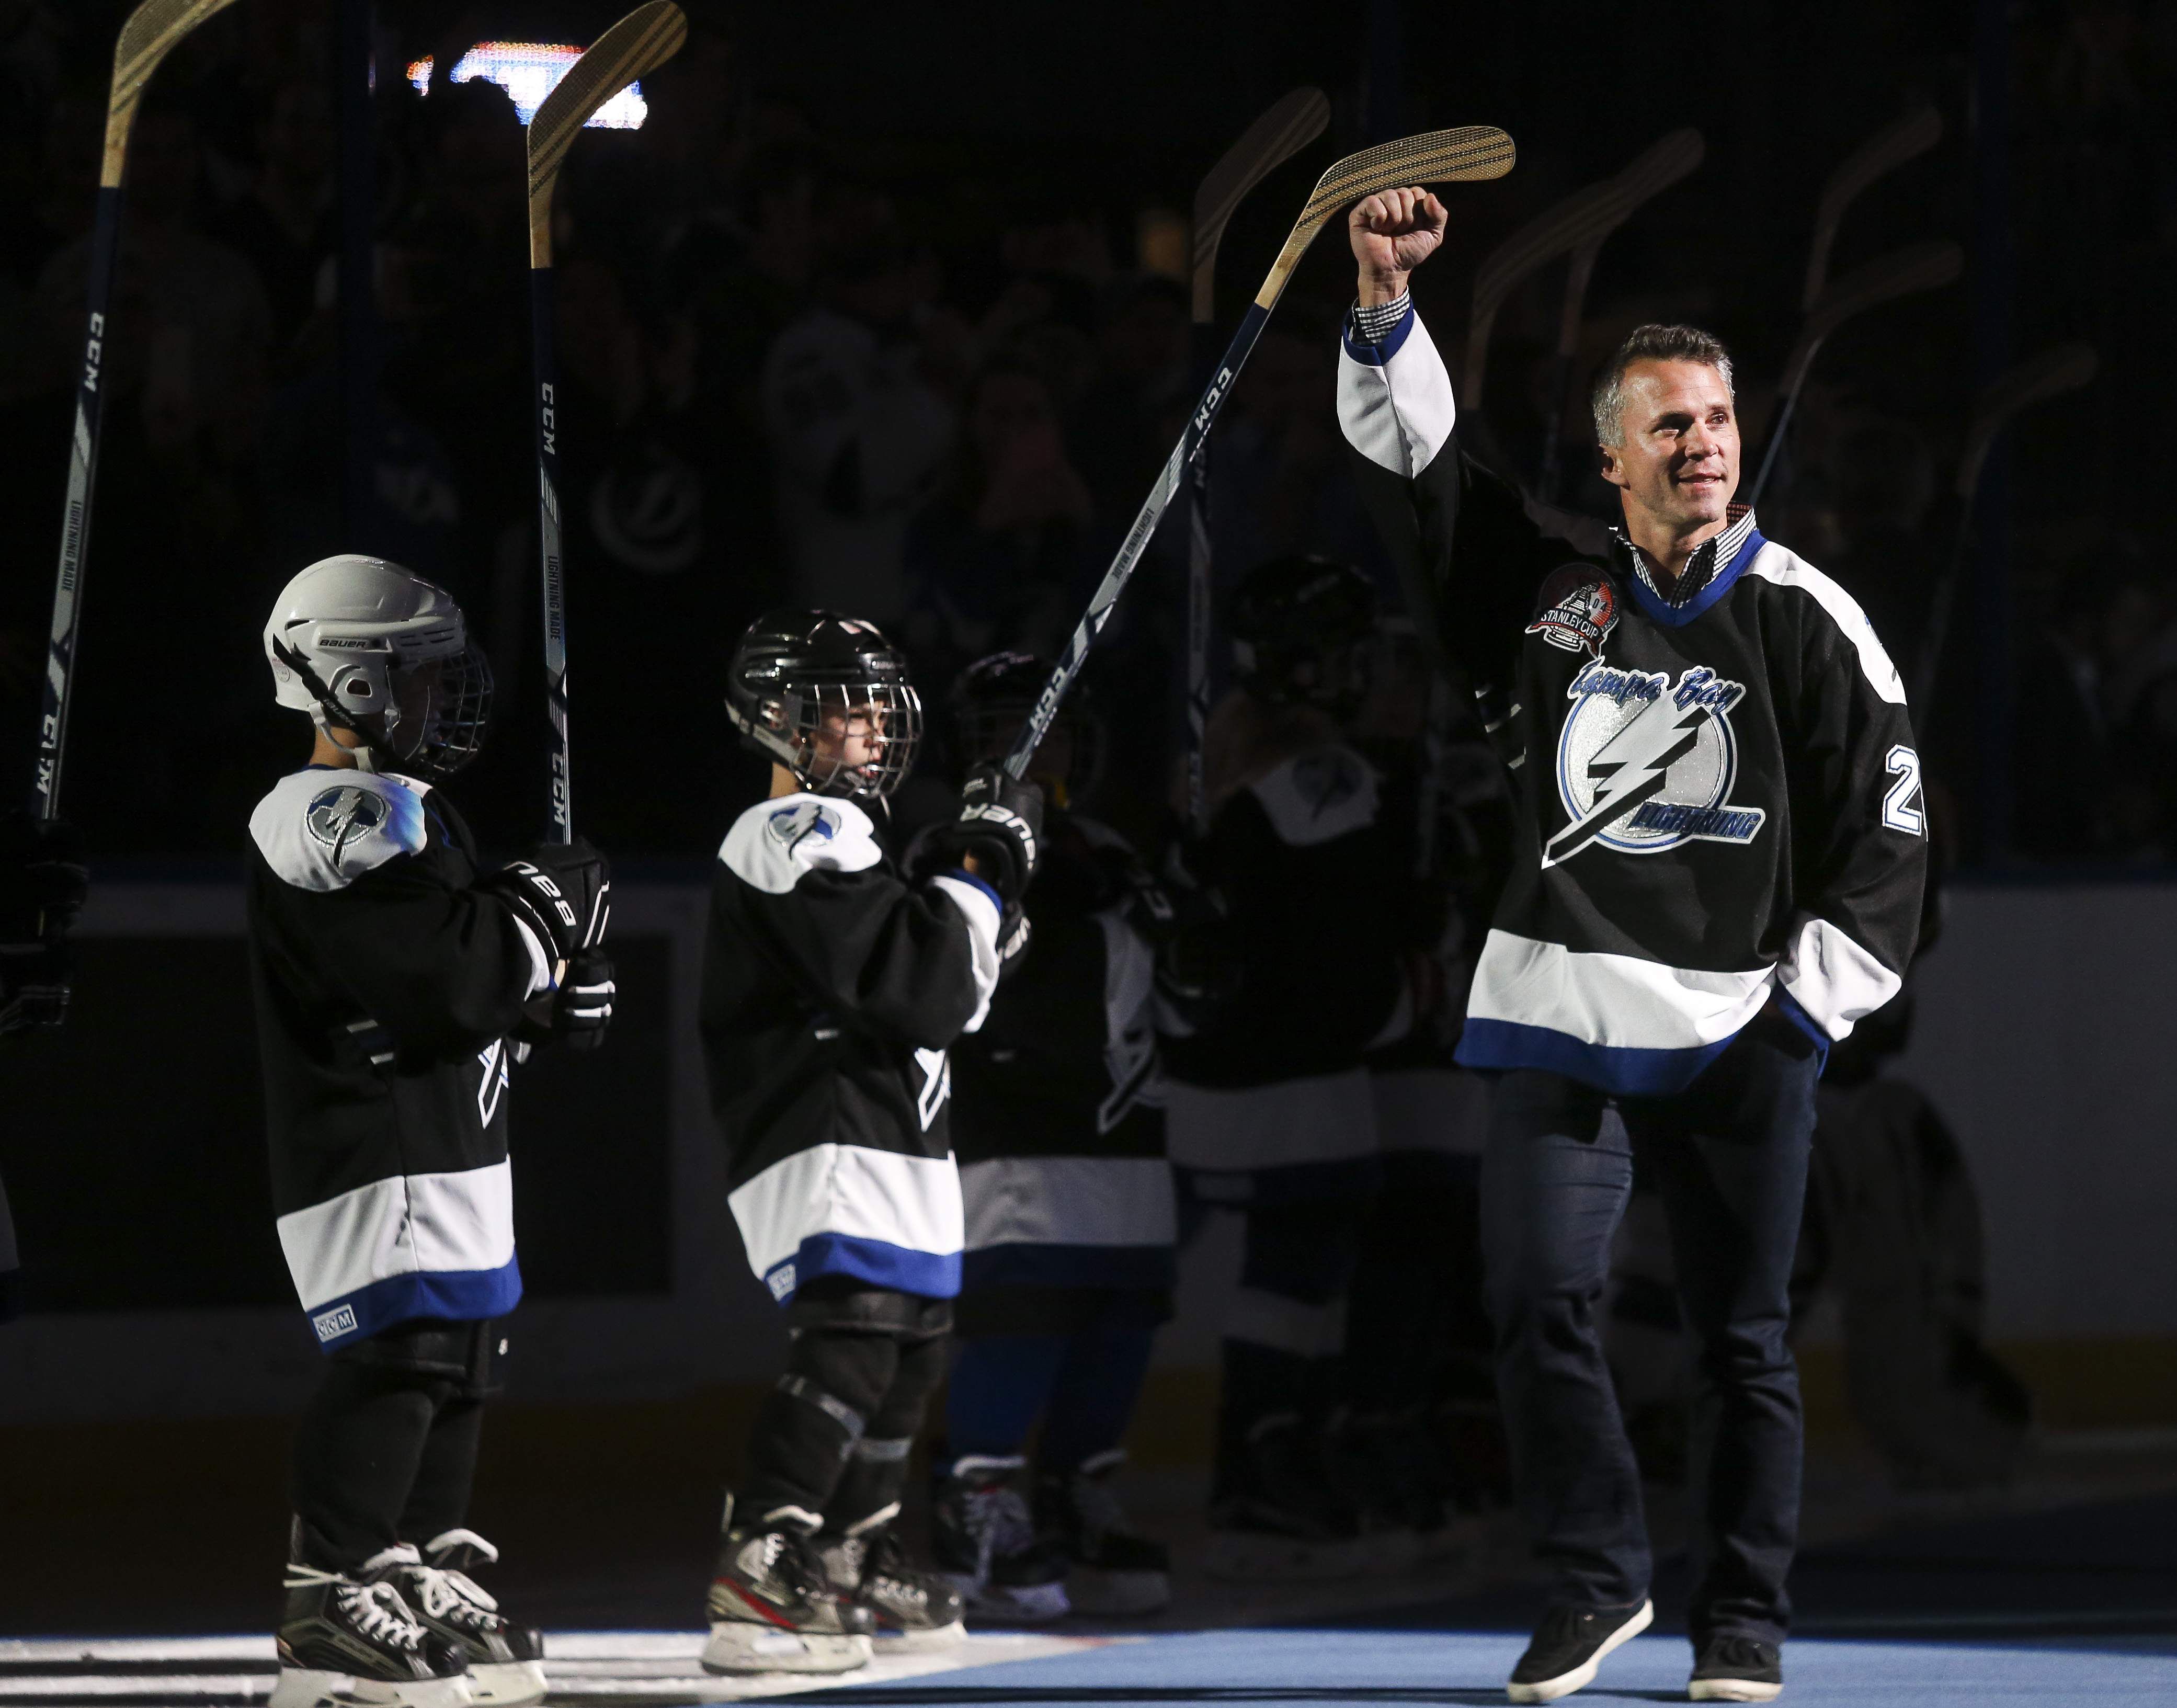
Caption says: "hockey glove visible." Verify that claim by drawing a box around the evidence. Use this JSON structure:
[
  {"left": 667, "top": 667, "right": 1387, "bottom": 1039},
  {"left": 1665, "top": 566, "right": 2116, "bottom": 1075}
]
[
  {"left": 478, "top": 838, "right": 611, "bottom": 971},
  {"left": 928, "top": 765, "right": 1044, "bottom": 905},
  {"left": 520, "top": 946, "right": 617, "bottom": 1052},
  {"left": 0, "top": 811, "right": 88, "bottom": 1034}
]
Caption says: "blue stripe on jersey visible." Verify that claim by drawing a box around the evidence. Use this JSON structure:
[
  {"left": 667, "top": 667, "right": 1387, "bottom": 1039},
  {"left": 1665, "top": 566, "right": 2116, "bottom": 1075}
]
[
  {"left": 962, "top": 1242, "right": 1178, "bottom": 1295},
  {"left": 1455, "top": 1016, "right": 1738, "bottom": 1095},
  {"left": 769, "top": 1232, "right": 963, "bottom": 1303},
  {"left": 1341, "top": 302, "right": 1417, "bottom": 367},
  {"left": 305, "top": 1255, "right": 524, "bottom": 1352},
  {"left": 1621, "top": 527, "right": 1769, "bottom": 630}
]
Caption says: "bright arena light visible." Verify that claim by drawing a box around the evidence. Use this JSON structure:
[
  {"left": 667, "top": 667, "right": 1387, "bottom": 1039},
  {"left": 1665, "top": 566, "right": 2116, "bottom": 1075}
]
[{"left": 404, "top": 43, "right": 650, "bottom": 129}]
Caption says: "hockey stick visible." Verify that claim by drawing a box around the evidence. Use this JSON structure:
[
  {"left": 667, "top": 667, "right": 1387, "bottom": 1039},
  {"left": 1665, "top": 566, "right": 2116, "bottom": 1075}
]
[
  {"left": 1184, "top": 87, "right": 1330, "bottom": 830},
  {"left": 525, "top": 1, "right": 686, "bottom": 842},
  {"left": 1004, "top": 126, "right": 1517, "bottom": 782},
  {"left": 1746, "top": 237, "right": 1962, "bottom": 508},
  {"left": 1534, "top": 128, "right": 1705, "bottom": 500},
  {"left": 1913, "top": 342, "right": 2096, "bottom": 711},
  {"left": 30, "top": 0, "right": 243, "bottom": 822},
  {"left": 1801, "top": 103, "right": 1943, "bottom": 313}
]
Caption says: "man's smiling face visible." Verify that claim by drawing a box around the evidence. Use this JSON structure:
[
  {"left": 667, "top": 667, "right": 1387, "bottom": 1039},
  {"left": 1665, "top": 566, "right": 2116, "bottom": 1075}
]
[{"left": 1599, "top": 358, "right": 1741, "bottom": 538}]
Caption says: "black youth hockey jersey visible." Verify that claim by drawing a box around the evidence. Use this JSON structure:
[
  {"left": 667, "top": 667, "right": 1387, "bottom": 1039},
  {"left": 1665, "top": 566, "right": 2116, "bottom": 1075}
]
[
  {"left": 950, "top": 813, "right": 1173, "bottom": 1293},
  {"left": 1340, "top": 301, "right": 1928, "bottom": 1094},
  {"left": 246, "top": 767, "right": 547, "bottom": 1350},
  {"left": 701, "top": 791, "right": 1001, "bottom": 1304}
]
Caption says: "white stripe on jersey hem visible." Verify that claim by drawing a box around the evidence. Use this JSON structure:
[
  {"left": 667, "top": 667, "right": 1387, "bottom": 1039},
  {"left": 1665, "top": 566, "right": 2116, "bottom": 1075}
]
[
  {"left": 961, "top": 1156, "right": 1177, "bottom": 1253},
  {"left": 1466, "top": 929, "right": 1773, "bottom": 1051},
  {"left": 728, "top": 1142, "right": 964, "bottom": 1283},
  {"left": 719, "top": 793, "right": 883, "bottom": 895},
  {"left": 1163, "top": 1067, "right": 1379, "bottom": 1173},
  {"left": 1336, "top": 306, "right": 1455, "bottom": 478},
  {"left": 1745, "top": 542, "right": 1908, "bottom": 704},
  {"left": 277, "top": 1158, "right": 516, "bottom": 1314},
  {"left": 1777, "top": 914, "right": 1901, "bottom": 1042},
  {"left": 926, "top": 873, "right": 1001, "bottom": 1031}
]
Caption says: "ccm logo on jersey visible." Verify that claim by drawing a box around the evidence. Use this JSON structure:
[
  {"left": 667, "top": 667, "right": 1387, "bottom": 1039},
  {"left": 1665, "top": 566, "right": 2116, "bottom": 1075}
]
[
  {"left": 1526, "top": 566, "right": 1620, "bottom": 660},
  {"left": 311, "top": 1303, "right": 359, "bottom": 1343},
  {"left": 1545, "top": 661, "right": 1768, "bottom": 868}
]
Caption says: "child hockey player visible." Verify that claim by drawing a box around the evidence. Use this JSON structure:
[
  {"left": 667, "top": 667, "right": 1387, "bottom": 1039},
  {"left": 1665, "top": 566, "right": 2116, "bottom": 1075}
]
[
  {"left": 1161, "top": 555, "right": 1411, "bottom": 1580},
  {"left": 701, "top": 611, "right": 1041, "bottom": 1674},
  {"left": 930, "top": 653, "right": 1177, "bottom": 1621},
  {"left": 248, "top": 555, "right": 614, "bottom": 1708}
]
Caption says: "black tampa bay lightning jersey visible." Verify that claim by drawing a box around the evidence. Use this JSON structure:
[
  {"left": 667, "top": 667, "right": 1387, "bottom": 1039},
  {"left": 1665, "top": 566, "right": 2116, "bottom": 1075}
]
[
  {"left": 701, "top": 791, "right": 1002, "bottom": 1305},
  {"left": 246, "top": 768, "right": 548, "bottom": 1351},
  {"left": 1339, "top": 300, "right": 1927, "bottom": 1095}
]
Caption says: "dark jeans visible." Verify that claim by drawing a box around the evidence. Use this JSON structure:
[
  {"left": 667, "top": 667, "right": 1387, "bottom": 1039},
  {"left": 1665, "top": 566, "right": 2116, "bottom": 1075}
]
[{"left": 1480, "top": 1017, "right": 1819, "bottom": 1644}]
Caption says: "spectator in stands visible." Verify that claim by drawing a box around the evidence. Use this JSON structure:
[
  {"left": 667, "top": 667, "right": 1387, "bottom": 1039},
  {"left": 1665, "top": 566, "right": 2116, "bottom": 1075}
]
[{"left": 208, "top": 77, "right": 335, "bottom": 370}]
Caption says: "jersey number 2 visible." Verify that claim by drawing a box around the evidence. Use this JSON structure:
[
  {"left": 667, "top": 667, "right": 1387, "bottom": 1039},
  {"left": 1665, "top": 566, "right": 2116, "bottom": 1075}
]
[{"left": 1883, "top": 746, "right": 1925, "bottom": 836}]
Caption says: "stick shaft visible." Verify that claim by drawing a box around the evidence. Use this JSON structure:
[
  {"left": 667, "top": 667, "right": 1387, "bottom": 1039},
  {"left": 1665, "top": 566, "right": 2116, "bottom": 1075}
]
[
  {"left": 1184, "top": 322, "right": 1221, "bottom": 832},
  {"left": 33, "top": 186, "right": 123, "bottom": 819},
  {"left": 1007, "top": 301, "right": 1272, "bottom": 781},
  {"left": 530, "top": 269, "right": 573, "bottom": 842}
]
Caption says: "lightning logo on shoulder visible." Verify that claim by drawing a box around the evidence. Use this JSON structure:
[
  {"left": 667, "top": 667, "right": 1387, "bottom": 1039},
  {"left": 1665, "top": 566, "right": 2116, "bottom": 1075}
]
[
  {"left": 1545, "top": 661, "right": 1766, "bottom": 868},
  {"left": 306, "top": 784, "right": 387, "bottom": 864},
  {"left": 767, "top": 799, "right": 839, "bottom": 850}
]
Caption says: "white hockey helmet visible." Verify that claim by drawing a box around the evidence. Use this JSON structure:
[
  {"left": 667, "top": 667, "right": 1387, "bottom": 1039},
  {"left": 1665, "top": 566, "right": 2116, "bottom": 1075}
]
[{"left": 264, "top": 555, "right": 493, "bottom": 778}]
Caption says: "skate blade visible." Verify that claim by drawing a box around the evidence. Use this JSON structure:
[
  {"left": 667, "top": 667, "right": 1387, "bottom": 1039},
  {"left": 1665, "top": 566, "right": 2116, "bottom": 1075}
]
[
  {"left": 269, "top": 1668, "right": 474, "bottom": 1708},
  {"left": 967, "top": 1579, "right": 1070, "bottom": 1624},
  {"left": 1201, "top": 1530, "right": 1373, "bottom": 1583},
  {"left": 466, "top": 1659, "right": 548, "bottom": 1706},
  {"left": 701, "top": 1624, "right": 873, "bottom": 1675},
  {"left": 1063, "top": 1566, "right": 1171, "bottom": 1616},
  {"left": 877, "top": 1618, "right": 967, "bottom": 1652}
]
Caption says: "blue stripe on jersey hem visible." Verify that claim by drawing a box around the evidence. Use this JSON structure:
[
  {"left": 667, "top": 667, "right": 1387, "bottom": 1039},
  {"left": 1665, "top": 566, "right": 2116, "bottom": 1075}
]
[
  {"left": 1622, "top": 528, "right": 1768, "bottom": 629},
  {"left": 1772, "top": 987, "right": 1833, "bottom": 1073},
  {"left": 1341, "top": 304, "right": 1416, "bottom": 366},
  {"left": 943, "top": 868, "right": 1005, "bottom": 913},
  {"left": 1455, "top": 1017, "right": 1738, "bottom": 1096},
  {"left": 304, "top": 1257, "right": 523, "bottom": 1353},
  {"left": 768, "top": 1234, "right": 962, "bottom": 1304},
  {"left": 962, "top": 1243, "right": 1178, "bottom": 1294}
]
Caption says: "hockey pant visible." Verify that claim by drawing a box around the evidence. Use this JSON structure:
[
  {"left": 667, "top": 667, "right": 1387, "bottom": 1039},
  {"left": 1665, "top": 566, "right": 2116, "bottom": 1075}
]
[
  {"left": 291, "top": 1318, "right": 501, "bottom": 1573},
  {"left": 945, "top": 1289, "right": 1165, "bottom": 1473},
  {"left": 1179, "top": 1183, "right": 1365, "bottom": 1496},
  {"left": 740, "top": 1281, "right": 951, "bottom": 1531}
]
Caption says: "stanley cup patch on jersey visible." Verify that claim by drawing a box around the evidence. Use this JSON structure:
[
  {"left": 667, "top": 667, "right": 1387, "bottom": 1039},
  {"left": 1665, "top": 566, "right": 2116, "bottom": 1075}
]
[
  {"left": 1525, "top": 565, "right": 1620, "bottom": 659},
  {"left": 1545, "top": 661, "right": 1767, "bottom": 868}
]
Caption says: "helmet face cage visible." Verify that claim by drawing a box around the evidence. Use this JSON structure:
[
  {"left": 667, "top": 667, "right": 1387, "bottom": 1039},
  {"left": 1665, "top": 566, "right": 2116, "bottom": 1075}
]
[
  {"left": 952, "top": 698, "right": 1103, "bottom": 800},
  {"left": 770, "top": 679, "right": 922, "bottom": 799},
  {"left": 393, "top": 642, "right": 494, "bottom": 779}
]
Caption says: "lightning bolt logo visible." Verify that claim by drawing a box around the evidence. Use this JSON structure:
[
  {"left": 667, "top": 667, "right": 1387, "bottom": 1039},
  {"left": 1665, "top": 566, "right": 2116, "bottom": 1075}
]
[{"left": 1543, "top": 693, "right": 1710, "bottom": 868}]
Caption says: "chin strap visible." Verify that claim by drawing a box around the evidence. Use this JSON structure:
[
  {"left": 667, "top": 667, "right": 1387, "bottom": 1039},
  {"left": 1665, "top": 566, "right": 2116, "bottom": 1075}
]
[{"left": 276, "top": 637, "right": 393, "bottom": 776}]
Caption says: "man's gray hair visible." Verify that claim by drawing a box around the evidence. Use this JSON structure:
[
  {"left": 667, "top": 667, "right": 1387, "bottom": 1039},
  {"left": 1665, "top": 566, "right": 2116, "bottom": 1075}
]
[{"left": 1591, "top": 324, "right": 1735, "bottom": 448}]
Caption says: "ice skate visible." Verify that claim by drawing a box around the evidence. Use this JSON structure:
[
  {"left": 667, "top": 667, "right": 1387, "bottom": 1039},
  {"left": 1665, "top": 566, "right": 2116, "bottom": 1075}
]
[
  {"left": 932, "top": 1455, "right": 1070, "bottom": 1623},
  {"left": 703, "top": 1498, "right": 875, "bottom": 1675},
  {"left": 1204, "top": 1414, "right": 1375, "bottom": 1582},
  {"left": 818, "top": 1504, "right": 967, "bottom": 1649},
  {"left": 1035, "top": 1450, "right": 1171, "bottom": 1615},
  {"left": 372, "top": 1531, "right": 546, "bottom": 1707},
  {"left": 271, "top": 1554, "right": 471, "bottom": 1708}
]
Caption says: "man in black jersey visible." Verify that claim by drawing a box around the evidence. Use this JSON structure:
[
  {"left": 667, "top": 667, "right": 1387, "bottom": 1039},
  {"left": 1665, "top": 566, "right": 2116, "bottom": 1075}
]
[
  {"left": 248, "top": 555, "right": 613, "bottom": 1708},
  {"left": 1341, "top": 192, "right": 1927, "bottom": 1704}
]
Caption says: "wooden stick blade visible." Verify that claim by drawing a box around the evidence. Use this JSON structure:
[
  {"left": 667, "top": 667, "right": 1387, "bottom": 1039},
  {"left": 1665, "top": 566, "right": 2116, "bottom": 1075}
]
[
  {"left": 1956, "top": 341, "right": 2098, "bottom": 499},
  {"left": 527, "top": 2, "right": 688, "bottom": 265},
  {"left": 1193, "top": 88, "right": 1331, "bottom": 322},
  {"left": 1802, "top": 103, "right": 1943, "bottom": 310},
  {"left": 106, "top": 0, "right": 244, "bottom": 186},
  {"left": 1258, "top": 126, "right": 1515, "bottom": 309}
]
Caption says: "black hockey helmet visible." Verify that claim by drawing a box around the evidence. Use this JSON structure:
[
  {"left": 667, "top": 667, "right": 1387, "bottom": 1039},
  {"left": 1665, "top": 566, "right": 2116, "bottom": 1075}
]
[
  {"left": 726, "top": 610, "right": 922, "bottom": 799},
  {"left": 947, "top": 650, "right": 1104, "bottom": 803},
  {"left": 1228, "top": 554, "right": 1380, "bottom": 717}
]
